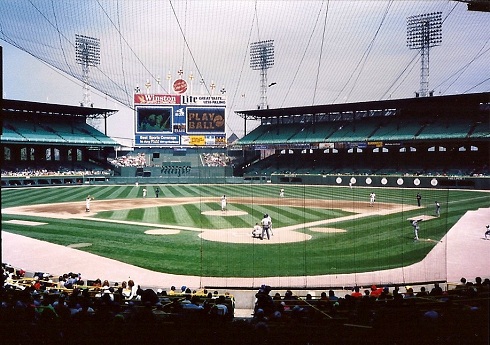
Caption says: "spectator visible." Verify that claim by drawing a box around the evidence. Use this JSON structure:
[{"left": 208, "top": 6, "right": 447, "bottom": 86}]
[
  {"left": 369, "top": 285, "right": 383, "bottom": 298},
  {"left": 125, "top": 279, "right": 140, "bottom": 300},
  {"left": 416, "top": 286, "right": 428, "bottom": 297},
  {"left": 351, "top": 286, "right": 363, "bottom": 298},
  {"left": 429, "top": 282, "right": 443, "bottom": 296},
  {"left": 328, "top": 289, "right": 339, "bottom": 302}
]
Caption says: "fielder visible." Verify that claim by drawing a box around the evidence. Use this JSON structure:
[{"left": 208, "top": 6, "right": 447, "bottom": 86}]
[
  {"left": 485, "top": 225, "right": 490, "bottom": 240},
  {"left": 85, "top": 195, "right": 93, "bottom": 212},
  {"left": 221, "top": 195, "right": 227, "bottom": 211},
  {"left": 411, "top": 219, "right": 421, "bottom": 240},
  {"left": 369, "top": 192, "right": 376, "bottom": 206},
  {"left": 279, "top": 188, "right": 284, "bottom": 197}
]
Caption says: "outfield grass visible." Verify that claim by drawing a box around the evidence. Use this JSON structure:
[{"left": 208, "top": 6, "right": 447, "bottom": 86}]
[{"left": 1, "top": 184, "right": 488, "bottom": 277}]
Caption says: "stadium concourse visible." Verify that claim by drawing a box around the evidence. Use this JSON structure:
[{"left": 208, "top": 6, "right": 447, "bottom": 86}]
[{"left": 2, "top": 205, "right": 489, "bottom": 315}]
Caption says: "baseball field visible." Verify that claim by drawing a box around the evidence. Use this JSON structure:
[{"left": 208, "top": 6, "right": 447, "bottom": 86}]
[{"left": 2, "top": 183, "right": 488, "bottom": 278}]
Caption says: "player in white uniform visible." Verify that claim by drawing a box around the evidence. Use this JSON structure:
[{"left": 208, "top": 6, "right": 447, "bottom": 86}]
[
  {"left": 279, "top": 188, "right": 284, "bottom": 197},
  {"left": 85, "top": 195, "right": 93, "bottom": 212},
  {"left": 252, "top": 223, "right": 262, "bottom": 239},
  {"left": 221, "top": 195, "right": 227, "bottom": 211},
  {"left": 369, "top": 192, "right": 376, "bottom": 207},
  {"left": 142, "top": 188, "right": 147, "bottom": 198}
]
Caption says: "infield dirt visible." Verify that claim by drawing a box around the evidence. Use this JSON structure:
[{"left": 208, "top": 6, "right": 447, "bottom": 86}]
[{"left": 3, "top": 197, "right": 419, "bottom": 245}]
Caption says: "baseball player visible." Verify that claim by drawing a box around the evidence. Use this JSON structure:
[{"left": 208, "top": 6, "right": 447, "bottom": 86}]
[
  {"left": 279, "top": 188, "right": 284, "bottom": 197},
  {"left": 435, "top": 201, "right": 441, "bottom": 217},
  {"left": 369, "top": 192, "right": 376, "bottom": 206},
  {"left": 252, "top": 223, "right": 262, "bottom": 239},
  {"left": 412, "top": 219, "right": 421, "bottom": 240},
  {"left": 221, "top": 195, "right": 227, "bottom": 211},
  {"left": 85, "top": 195, "right": 93, "bottom": 212},
  {"left": 261, "top": 214, "right": 272, "bottom": 240},
  {"left": 485, "top": 225, "right": 490, "bottom": 240},
  {"left": 142, "top": 188, "right": 147, "bottom": 198}
]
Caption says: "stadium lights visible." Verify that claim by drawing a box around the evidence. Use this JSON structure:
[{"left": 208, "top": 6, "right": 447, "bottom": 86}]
[
  {"left": 250, "top": 40, "right": 275, "bottom": 110},
  {"left": 76, "top": 34, "right": 100, "bottom": 107},
  {"left": 406, "top": 12, "right": 442, "bottom": 98}
]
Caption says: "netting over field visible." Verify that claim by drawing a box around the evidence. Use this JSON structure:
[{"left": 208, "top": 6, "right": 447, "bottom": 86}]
[{"left": 1, "top": 1, "right": 489, "bottom": 136}]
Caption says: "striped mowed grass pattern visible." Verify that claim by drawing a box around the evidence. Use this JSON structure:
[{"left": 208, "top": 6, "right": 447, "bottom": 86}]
[{"left": 1, "top": 184, "right": 488, "bottom": 277}]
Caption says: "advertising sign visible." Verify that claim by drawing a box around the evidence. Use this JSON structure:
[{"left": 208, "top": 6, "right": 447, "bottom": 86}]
[{"left": 134, "top": 93, "right": 226, "bottom": 147}]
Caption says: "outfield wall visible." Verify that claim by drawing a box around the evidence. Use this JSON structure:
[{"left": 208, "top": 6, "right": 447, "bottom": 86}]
[
  {"left": 269, "top": 174, "right": 490, "bottom": 190},
  {"left": 2, "top": 173, "right": 489, "bottom": 189}
]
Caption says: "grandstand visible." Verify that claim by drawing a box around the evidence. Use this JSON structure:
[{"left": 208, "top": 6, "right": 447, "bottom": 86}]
[
  {"left": 236, "top": 92, "right": 489, "bottom": 188},
  {"left": 1, "top": 99, "right": 118, "bottom": 186}
]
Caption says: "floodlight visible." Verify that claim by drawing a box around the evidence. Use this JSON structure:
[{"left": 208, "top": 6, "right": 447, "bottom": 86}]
[
  {"left": 407, "top": 12, "right": 442, "bottom": 97},
  {"left": 76, "top": 34, "right": 100, "bottom": 107},
  {"left": 250, "top": 40, "right": 275, "bottom": 109}
]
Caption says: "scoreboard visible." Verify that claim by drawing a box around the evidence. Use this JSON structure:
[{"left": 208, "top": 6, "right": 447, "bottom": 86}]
[{"left": 134, "top": 93, "right": 226, "bottom": 147}]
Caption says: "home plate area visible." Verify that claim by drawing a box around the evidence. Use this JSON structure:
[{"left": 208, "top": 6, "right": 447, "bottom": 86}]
[{"left": 198, "top": 227, "right": 312, "bottom": 244}]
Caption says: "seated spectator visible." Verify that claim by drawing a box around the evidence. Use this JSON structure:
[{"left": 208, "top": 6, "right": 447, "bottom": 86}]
[
  {"left": 140, "top": 288, "right": 159, "bottom": 306},
  {"left": 328, "top": 289, "right": 339, "bottom": 302},
  {"left": 272, "top": 292, "right": 282, "bottom": 301},
  {"left": 474, "top": 276, "right": 483, "bottom": 292},
  {"left": 429, "top": 282, "right": 443, "bottom": 296},
  {"left": 182, "top": 295, "right": 204, "bottom": 311},
  {"left": 351, "top": 286, "right": 363, "bottom": 298},
  {"left": 283, "top": 289, "right": 297, "bottom": 301},
  {"left": 369, "top": 285, "right": 383, "bottom": 298},
  {"left": 210, "top": 295, "right": 229, "bottom": 317},
  {"left": 124, "top": 279, "right": 140, "bottom": 300},
  {"left": 404, "top": 287, "right": 415, "bottom": 298},
  {"left": 415, "top": 286, "right": 428, "bottom": 297},
  {"left": 456, "top": 277, "right": 467, "bottom": 290},
  {"left": 377, "top": 287, "right": 393, "bottom": 300}
]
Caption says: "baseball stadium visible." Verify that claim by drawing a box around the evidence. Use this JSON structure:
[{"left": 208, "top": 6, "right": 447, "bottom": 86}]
[{"left": 1, "top": 1, "right": 489, "bottom": 344}]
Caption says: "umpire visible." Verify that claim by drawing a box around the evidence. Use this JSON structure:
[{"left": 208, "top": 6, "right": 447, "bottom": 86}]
[{"left": 261, "top": 214, "right": 272, "bottom": 240}]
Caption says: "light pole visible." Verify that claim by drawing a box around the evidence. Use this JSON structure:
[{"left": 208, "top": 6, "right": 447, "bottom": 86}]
[
  {"left": 406, "top": 12, "right": 442, "bottom": 97},
  {"left": 75, "top": 34, "right": 100, "bottom": 107},
  {"left": 250, "top": 39, "right": 274, "bottom": 109}
]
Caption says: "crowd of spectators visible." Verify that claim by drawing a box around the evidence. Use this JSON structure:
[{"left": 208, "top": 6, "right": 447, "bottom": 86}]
[
  {"left": 1, "top": 165, "right": 112, "bottom": 177},
  {"left": 1, "top": 263, "right": 237, "bottom": 344},
  {"left": 2, "top": 263, "right": 489, "bottom": 344},
  {"left": 201, "top": 152, "right": 231, "bottom": 167},
  {"left": 108, "top": 153, "right": 147, "bottom": 167}
]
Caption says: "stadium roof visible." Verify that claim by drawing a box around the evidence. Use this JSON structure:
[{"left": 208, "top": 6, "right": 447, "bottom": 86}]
[
  {"left": 235, "top": 92, "right": 490, "bottom": 120},
  {"left": 2, "top": 99, "right": 118, "bottom": 119}
]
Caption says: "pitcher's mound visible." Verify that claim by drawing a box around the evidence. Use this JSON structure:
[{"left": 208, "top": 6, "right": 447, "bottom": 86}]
[
  {"left": 201, "top": 210, "right": 248, "bottom": 216},
  {"left": 408, "top": 215, "right": 436, "bottom": 221},
  {"left": 310, "top": 227, "right": 347, "bottom": 233},
  {"left": 145, "top": 229, "right": 181, "bottom": 235}
]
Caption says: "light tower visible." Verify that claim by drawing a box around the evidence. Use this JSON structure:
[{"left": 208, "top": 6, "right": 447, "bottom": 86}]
[
  {"left": 407, "top": 12, "right": 442, "bottom": 97},
  {"left": 250, "top": 40, "right": 274, "bottom": 109},
  {"left": 75, "top": 34, "right": 100, "bottom": 107}
]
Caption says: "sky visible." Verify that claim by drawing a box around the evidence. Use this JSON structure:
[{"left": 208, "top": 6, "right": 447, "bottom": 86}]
[{"left": 1, "top": 0, "right": 489, "bottom": 144}]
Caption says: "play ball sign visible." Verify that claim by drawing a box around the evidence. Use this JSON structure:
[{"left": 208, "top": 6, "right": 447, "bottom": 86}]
[{"left": 173, "top": 79, "right": 188, "bottom": 94}]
